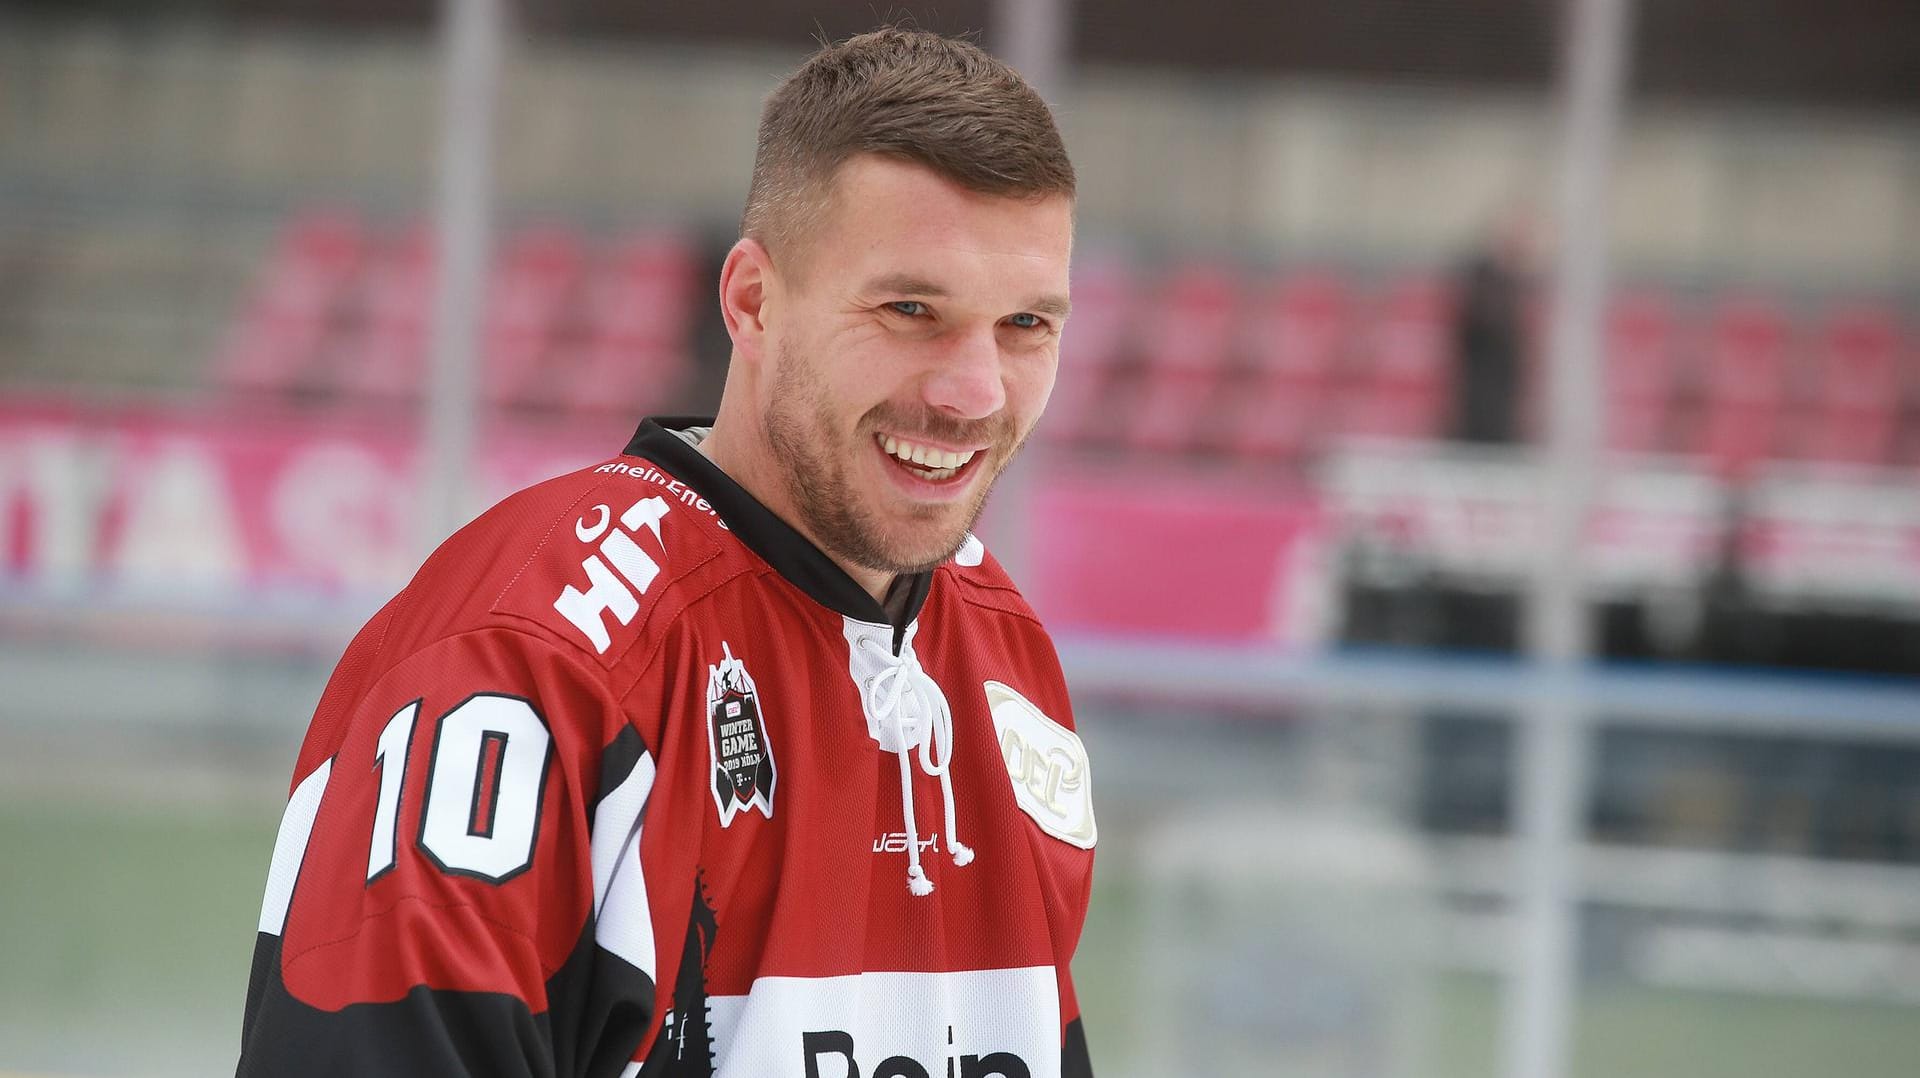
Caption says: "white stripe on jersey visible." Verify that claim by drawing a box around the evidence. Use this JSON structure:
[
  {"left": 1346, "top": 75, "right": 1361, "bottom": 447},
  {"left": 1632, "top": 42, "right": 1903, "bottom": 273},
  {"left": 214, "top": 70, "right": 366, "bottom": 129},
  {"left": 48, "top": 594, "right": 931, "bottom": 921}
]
[
  {"left": 590, "top": 747, "right": 658, "bottom": 975},
  {"left": 257, "top": 758, "right": 333, "bottom": 936},
  {"left": 706, "top": 966, "right": 1062, "bottom": 1077}
]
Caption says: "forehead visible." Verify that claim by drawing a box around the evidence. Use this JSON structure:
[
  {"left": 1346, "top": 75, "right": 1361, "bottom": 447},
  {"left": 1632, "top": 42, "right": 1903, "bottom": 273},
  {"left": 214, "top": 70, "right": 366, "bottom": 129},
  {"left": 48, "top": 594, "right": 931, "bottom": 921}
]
[{"left": 807, "top": 155, "right": 1073, "bottom": 299}]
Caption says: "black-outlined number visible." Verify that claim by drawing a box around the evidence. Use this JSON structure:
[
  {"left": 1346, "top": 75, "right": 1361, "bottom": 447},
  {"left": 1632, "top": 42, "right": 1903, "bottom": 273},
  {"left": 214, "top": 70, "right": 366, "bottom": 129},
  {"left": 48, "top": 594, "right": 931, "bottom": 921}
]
[
  {"left": 365, "top": 694, "right": 553, "bottom": 886},
  {"left": 366, "top": 700, "right": 419, "bottom": 883}
]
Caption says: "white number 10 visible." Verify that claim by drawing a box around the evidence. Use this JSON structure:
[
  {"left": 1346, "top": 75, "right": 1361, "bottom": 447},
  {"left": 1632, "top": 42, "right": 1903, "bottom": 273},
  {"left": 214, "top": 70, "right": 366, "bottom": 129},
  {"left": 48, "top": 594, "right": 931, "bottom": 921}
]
[{"left": 367, "top": 694, "right": 553, "bottom": 885}]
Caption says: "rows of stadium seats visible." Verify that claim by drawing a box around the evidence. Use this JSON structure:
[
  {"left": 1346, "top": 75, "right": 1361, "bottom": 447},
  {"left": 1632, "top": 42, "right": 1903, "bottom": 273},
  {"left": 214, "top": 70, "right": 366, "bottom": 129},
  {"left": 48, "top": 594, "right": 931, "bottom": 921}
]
[
  {"left": 1053, "top": 256, "right": 1918, "bottom": 471},
  {"left": 215, "top": 213, "right": 1917, "bottom": 471},
  {"left": 214, "top": 212, "right": 700, "bottom": 415},
  {"left": 1046, "top": 262, "right": 1458, "bottom": 461}
]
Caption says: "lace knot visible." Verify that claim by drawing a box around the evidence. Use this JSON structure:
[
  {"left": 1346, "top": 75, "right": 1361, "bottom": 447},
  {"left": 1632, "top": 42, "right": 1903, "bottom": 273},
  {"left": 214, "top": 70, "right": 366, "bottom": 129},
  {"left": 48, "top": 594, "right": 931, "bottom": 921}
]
[{"left": 852, "top": 629, "right": 972, "bottom": 896}]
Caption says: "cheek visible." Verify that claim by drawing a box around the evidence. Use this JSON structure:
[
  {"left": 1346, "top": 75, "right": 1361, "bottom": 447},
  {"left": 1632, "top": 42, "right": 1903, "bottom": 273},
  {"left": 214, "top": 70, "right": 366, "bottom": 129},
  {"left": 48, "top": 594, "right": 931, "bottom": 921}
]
[
  {"left": 845, "top": 335, "right": 932, "bottom": 399},
  {"left": 1010, "top": 356, "right": 1059, "bottom": 418}
]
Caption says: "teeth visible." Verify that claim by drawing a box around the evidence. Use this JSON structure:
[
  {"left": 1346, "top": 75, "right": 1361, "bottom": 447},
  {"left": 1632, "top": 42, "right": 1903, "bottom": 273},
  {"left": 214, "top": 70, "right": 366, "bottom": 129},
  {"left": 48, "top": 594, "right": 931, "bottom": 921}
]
[{"left": 876, "top": 434, "right": 977, "bottom": 475}]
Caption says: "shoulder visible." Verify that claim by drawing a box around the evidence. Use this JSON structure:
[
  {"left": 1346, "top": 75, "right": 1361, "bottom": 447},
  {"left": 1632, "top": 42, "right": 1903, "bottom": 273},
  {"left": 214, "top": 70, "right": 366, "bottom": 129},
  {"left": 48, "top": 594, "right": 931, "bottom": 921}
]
[
  {"left": 297, "top": 455, "right": 757, "bottom": 771},
  {"left": 932, "top": 533, "right": 1043, "bottom": 624},
  {"left": 397, "top": 454, "right": 761, "bottom": 677},
  {"left": 930, "top": 535, "right": 1082, "bottom": 733}
]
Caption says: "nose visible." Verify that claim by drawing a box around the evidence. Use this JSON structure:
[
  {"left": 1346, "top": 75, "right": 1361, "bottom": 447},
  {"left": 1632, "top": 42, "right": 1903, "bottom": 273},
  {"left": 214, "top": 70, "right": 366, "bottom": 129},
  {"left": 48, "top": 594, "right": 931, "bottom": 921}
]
[{"left": 921, "top": 326, "right": 1007, "bottom": 421}]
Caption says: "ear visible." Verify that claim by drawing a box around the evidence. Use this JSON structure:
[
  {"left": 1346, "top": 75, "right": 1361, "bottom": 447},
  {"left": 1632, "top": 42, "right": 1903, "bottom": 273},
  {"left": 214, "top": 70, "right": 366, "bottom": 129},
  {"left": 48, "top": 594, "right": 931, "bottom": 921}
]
[{"left": 718, "top": 237, "right": 775, "bottom": 364}]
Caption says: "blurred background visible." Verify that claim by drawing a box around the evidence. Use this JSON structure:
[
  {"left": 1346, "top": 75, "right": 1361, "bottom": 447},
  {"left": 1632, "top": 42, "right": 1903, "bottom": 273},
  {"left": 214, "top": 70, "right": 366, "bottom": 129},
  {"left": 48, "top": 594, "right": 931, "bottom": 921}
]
[{"left": 2, "top": 1, "right": 1918, "bottom": 1076}]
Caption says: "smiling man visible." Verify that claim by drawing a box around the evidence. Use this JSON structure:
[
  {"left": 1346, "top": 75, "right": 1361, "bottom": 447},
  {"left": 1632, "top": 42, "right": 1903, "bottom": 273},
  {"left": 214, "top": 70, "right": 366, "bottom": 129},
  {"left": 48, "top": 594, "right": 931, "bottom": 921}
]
[
  {"left": 237, "top": 26, "right": 1094, "bottom": 1078},
  {"left": 709, "top": 147, "right": 1072, "bottom": 603}
]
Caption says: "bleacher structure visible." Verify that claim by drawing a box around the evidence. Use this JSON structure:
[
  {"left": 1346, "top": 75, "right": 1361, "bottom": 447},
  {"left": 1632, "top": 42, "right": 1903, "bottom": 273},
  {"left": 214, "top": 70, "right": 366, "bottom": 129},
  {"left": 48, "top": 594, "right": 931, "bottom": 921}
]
[
  {"left": 1053, "top": 255, "right": 1917, "bottom": 472},
  {"left": 211, "top": 211, "right": 1916, "bottom": 479},
  {"left": 214, "top": 211, "right": 700, "bottom": 417}
]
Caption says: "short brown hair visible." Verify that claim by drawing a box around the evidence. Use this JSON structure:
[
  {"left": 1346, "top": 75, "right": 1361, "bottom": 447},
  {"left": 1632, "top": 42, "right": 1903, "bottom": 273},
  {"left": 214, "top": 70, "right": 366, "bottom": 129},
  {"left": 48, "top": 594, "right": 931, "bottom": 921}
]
[{"left": 742, "top": 27, "right": 1075, "bottom": 264}]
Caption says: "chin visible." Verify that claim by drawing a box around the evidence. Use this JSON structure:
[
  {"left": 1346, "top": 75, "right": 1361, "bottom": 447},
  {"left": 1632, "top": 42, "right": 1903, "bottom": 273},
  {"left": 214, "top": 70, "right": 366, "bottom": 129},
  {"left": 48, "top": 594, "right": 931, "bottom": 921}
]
[
  {"left": 873, "top": 532, "right": 970, "bottom": 575},
  {"left": 860, "top": 512, "right": 977, "bottom": 575}
]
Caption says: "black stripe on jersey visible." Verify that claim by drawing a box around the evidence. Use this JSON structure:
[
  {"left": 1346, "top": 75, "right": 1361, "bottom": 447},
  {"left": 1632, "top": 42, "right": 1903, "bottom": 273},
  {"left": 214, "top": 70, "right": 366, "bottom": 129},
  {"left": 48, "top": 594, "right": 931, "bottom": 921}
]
[
  {"left": 639, "top": 873, "right": 719, "bottom": 1077},
  {"left": 1063, "top": 1017, "right": 1093, "bottom": 1078},
  {"left": 593, "top": 724, "right": 650, "bottom": 824},
  {"left": 236, "top": 918, "right": 654, "bottom": 1078},
  {"left": 546, "top": 914, "right": 659, "bottom": 1078}
]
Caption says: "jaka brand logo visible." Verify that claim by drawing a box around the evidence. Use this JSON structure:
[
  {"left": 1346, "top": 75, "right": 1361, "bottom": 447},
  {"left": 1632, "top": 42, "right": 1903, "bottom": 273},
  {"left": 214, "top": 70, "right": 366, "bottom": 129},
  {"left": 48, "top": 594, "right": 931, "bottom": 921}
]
[
  {"left": 984, "top": 681, "right": 1096, "bottom": 850},
  {"left": 707, "top": 641, "right": 775, "bottom": 826},
  {"left": 802, "top": 1029, "right": 1031, "bottom": 1078},
  {"left": 873, "top": 831, "right": 939, "bottom": 856},
  {"left": 552, "top": 496, "right": 670, "bottom": 654}
]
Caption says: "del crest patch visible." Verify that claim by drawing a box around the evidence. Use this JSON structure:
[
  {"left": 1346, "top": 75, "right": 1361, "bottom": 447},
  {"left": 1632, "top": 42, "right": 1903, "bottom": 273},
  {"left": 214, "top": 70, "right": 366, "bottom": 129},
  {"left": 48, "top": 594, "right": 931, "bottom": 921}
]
[
  {"left": 985, "top": 681, "right": 1096, "bottom": 849},
  {"left": 706, "top": 642, "right": 775, "bottom": 826}
]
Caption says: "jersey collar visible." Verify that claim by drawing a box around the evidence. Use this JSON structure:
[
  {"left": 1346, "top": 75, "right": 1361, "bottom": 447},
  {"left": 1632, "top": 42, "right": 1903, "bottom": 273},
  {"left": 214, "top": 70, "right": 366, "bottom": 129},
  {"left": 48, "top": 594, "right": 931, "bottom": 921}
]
[{"left": 623, "top": 416, "right": 934, "bottom": 638}]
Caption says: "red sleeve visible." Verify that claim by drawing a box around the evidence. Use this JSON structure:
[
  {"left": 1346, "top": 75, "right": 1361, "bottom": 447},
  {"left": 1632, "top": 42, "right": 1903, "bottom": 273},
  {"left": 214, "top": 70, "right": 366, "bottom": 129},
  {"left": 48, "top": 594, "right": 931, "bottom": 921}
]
[{"left": 237, "top": 627, "right": 657, "bottom": 1078}]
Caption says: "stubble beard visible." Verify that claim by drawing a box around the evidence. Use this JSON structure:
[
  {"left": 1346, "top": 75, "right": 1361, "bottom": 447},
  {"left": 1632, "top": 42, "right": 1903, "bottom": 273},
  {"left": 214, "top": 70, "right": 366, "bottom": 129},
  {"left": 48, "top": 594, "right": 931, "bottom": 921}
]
[{"left": 761, "top": 343, "right": 1018, "bottom": 578}]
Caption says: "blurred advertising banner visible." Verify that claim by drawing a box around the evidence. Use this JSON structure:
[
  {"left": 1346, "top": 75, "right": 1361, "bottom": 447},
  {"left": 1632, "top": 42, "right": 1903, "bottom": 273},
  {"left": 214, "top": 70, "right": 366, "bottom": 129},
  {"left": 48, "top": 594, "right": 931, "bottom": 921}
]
[
  {"left": 1028, "top": 474, "right": 1330, "bottom": 645},
  {"left": 5, "top": 398, "right": 1918, "bottom": 647},
  {"left": 0, "top": 398, "right": 604, "bottom": 604},
  {"left": 1324, "top": 442, "right": 1920, "bottom": 607},
  {"left": 0, "top": 397, "right": 1331, "bottom": 646}
]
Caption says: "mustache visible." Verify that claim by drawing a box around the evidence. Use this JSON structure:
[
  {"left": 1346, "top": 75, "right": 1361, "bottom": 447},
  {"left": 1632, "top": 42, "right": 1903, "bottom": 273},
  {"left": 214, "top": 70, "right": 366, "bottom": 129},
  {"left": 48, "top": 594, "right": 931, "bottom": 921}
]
[{"left": 862, "top": 404, "right": 1013, "bottom": 448}]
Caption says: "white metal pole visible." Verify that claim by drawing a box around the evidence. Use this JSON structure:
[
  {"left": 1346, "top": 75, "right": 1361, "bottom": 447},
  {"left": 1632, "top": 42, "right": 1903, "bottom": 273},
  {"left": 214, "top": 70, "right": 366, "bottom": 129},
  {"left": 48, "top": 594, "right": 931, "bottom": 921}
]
[
  {"left": 995, "top": 0, "right": 1069, "bottom": 93},
  {"left": 420, "top": 0, "right": 504, "bottom": 553},
  {"left": 1503, "top": 0, "right": 1632, "bottom": 1075},
  {"left": 989, "top": 0, "right": 1069, "bottom": 588}
]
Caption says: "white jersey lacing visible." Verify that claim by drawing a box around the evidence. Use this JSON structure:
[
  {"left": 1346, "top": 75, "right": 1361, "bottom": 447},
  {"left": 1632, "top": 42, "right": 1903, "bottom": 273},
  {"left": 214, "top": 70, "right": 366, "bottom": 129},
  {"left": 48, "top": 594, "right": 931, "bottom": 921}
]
[{"left": 854, "top": 633, "right": 975, "bottom": 895}]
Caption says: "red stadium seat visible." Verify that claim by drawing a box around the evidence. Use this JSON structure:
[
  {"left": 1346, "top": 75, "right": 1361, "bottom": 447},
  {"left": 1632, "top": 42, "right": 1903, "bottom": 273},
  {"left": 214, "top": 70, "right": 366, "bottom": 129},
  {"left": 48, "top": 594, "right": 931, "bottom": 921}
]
[
  {"left": 559, "top": 230, "right": 699, "bottom": 414},
  {"left": 1341, "top": 275, "right": 1454, "bottom": 441},
  {"left": 1228, "top": 270, "right": 1352, "bottom": 460},
  {"left": 1797, "top": 303, "right": 1903, "bottom": 466},
  {"left": 1603, "top": 290, "right": 1681, "bottom": 454},
  {"left": 1125, "top": 263, "right": 1241, "bottom": 453},
  {"left": 1044, "top": 254, "right": 1137, "bottom": 448},
  {"left": 483, "top": 227, "right": 587, "bottom": 408},
  {"left": 1692, "top": 295, "right": 1791, "bottom": 475},
  {"left": 332, "top": 225, "right": 434, "bottom": 402},
  {"left": 215, "top": 211, "right": 367, "bottom": 397}
]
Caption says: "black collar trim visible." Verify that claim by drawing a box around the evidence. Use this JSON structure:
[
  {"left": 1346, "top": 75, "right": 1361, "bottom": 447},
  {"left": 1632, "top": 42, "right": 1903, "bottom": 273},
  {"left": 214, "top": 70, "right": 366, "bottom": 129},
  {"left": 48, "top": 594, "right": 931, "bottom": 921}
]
[{"left": 623, "top": 416, "right": 932, "bottom": 635}]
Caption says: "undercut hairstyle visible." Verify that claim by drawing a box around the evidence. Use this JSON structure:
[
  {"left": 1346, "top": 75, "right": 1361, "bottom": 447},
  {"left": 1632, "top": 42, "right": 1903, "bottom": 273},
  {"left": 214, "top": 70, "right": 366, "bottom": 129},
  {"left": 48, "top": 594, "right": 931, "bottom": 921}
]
[{"left": 742, "top": 26, "right": 1076, "bottom": 267}]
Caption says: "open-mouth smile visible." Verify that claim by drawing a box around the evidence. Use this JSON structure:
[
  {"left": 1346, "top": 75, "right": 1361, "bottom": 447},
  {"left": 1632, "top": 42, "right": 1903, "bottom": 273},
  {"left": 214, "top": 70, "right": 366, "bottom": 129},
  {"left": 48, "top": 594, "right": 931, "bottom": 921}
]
[{"left": 873, "top": 433, "right": 987, "bottom": 486}]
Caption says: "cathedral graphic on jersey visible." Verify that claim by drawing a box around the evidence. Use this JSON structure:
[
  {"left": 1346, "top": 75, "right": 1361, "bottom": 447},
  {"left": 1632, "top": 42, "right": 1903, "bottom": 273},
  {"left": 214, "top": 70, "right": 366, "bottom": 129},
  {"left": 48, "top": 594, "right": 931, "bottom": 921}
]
[{"left": 650, "top": 873, "right": 719, "bottom": 1076}]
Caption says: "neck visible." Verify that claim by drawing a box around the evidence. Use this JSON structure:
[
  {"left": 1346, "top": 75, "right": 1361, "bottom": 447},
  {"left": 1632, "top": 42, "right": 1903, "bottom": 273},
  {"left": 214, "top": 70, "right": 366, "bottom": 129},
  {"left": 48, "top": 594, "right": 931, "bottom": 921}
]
[{"left": 697, "top": 413, "right": 897, "bottom": 606}]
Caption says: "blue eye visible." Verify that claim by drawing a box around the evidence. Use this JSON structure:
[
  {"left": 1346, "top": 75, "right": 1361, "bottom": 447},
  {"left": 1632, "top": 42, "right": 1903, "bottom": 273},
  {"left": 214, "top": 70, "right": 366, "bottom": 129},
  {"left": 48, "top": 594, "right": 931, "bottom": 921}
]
[
  {"left": 1009, "top": 313, "right": 1044, "bottom": 329},
  {"left": 888, "top": 301, "right": 926, "bottom": 317}
]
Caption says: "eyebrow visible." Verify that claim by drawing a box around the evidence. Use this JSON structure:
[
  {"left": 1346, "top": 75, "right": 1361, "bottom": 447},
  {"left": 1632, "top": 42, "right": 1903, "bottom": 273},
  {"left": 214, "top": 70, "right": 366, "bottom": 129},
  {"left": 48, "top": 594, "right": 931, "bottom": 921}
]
[
  {"left": 1028, "top": 294, "right": 1073, "bottom": 319},
  {"left": 862, "top": 272, "right": 1072, "bottom": 320},
  {"left": 863, "top": 273, "right": 950, "bottom": 300}
]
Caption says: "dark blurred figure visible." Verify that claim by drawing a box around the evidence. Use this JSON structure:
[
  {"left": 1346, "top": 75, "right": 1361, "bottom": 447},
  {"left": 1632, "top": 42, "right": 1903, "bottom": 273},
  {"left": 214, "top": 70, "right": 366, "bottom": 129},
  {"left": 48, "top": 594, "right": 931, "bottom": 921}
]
[
  {"left": 1448, "top": 213, "right": 1534, "bottom": 444},
  {"left": 1690, "top": 477, "right": 1778, "bottom": 666}
]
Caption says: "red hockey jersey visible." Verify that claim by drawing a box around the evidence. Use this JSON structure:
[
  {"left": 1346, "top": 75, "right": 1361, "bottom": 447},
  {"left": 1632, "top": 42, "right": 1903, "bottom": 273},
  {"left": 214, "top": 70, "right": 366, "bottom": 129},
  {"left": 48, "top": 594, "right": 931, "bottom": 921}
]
[{"left": 237, "top": 418, "right": 1096, "bottom": 1077}]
